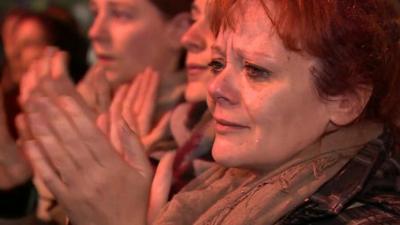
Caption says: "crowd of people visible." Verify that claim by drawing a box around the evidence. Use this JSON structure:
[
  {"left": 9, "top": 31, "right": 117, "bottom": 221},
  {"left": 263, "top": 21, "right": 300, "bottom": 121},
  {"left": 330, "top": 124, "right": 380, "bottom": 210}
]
[{"left": 0, "top": 0, "right": 399, "bottom": 224}]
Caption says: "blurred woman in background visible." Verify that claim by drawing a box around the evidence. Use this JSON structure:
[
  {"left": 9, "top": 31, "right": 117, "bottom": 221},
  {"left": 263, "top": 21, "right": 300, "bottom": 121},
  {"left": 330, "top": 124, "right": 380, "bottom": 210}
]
[{"left": 0, "top": 7, "right": 88, "bottom": 221}]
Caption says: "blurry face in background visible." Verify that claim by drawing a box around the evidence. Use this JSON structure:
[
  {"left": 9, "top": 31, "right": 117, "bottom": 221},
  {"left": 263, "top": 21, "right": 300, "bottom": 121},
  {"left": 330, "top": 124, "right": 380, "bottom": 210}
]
[
  {"left": 207, "top": 1, "right": 331, "bottom": 171},
  {"left": 89, "top": 0, "right": 173, "bottom": 87},
  {"left": 14, "top": 18, "right": 47, "bottom": 80},
  {"left": 2, "top": 15, "right": 19, "bottom": 63},
  {"left": 181, "top": 0, "right": 215, "bottom": 102}
]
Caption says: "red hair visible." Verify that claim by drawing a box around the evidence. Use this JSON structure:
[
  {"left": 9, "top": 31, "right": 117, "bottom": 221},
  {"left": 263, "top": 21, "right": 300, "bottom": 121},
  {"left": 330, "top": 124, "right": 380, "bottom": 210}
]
[{"left": 209, "top": 0, "right": 400, "bottom": 126}]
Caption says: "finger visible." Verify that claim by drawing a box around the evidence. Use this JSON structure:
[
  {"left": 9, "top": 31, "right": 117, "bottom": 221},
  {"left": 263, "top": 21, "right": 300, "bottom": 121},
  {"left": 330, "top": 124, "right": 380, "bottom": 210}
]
[
  {"left": 118, "top": 84, "right": 139, "bottom": 134},
  {"left": 147, "top": 151, "right": 175, "bottom": 224},
  {"left": 39, "top": 77, "right": 63, "bottom": 101},
  {"left": 121, "top": 74, "right": 143, "bottom": 135},
  {"left": 19, "top": 62, "right": 39, "bottom": 106},
  {"left": 96, "top": 112, "right": 110, "bottom": 136},
  {"left": 42, "top": 51, "right": 79, "bottom": 100},
  {"left": 23, "top": 140, "right": 67, "bottom": 198},
  {"left": 142, "top": 69, "right": 160, "bottom": 111},
  {"left": 77, "top": 66, "right": 99, "bottom": 108},
  {"left": 27, "top": 111, "right": 79, "bottom": 185},
  {"left": 136, "top": 69, "right": 160, "bottom": 135},
  {"left": 36, "top": 47, "right": 56, "bottom": 79},
  {"left": 57, "top": 96, "right": 117, "bottom": 165},
  {"left": 15, "top": 113, "right": 32, "bottom": 142},
  {"left": 123, "top": 72, "right": 142, "bottom": 119},
  {"left": 50, "top": 50, "right": 69, "bottom": 80},
  {"left": 118, "top": 119, "right": 152, "bottom": 176},
  {"left": 133, "top": 68, "right": 152, "bottom": 117},
  {"left": 110, "top": 85, "right": 129, "bottom": 153},
  {"left": 143, "top": 111, "right": 172, "bottom": 152},
  {"left": 31, "top": 97, "right": 98, "bottom": 170},
  {"left": 94, "top": 69, "right": 112, "bottom": 113},
  {"left": 85, "top": 64, "right": 101, "bottom": 82}
]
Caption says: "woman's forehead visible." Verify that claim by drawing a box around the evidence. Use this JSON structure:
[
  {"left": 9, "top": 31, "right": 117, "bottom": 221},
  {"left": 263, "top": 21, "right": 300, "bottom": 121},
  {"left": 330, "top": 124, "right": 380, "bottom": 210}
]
[
  {"left": 214, "top": 5, "right": 277, "bottom": 51},
  {"left": 90, "top": 0, "right": 145, "bottom": 7}
]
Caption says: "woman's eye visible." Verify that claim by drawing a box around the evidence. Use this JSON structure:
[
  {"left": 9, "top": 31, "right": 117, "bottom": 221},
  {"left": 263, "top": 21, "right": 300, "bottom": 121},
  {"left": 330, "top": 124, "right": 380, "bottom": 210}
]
[
  {"left": 208, "top": 60, "right": 225, "bottom": 74},
  {"left": 244, "top": 63, "right": 272, "bottom": 80},
  {"left": 111, "top": 9, "right": 133, "bottom": 21}
]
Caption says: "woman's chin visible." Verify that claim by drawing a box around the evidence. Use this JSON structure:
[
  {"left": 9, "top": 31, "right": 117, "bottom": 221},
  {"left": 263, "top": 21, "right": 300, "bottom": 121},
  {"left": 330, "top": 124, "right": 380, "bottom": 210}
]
[{"left": 211, "top": 139, "right": 245, "bottom": 168}]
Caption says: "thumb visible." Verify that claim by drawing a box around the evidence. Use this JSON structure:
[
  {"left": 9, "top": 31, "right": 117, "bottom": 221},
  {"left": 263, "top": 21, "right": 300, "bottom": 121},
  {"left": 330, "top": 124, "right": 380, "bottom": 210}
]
[
  {"left": 19, "top": 65, "right": 38, "bottom": 106},
  {"left": 94, "top": 70, "right": 112, "bottom": 113},
  {"left": 147, "top": 151, "right": 176, "bottom": 224},
  {"left": 143, "top": 111, "right": 172, "bottom": 151},
  {"left": 51, "top": 50, "right": 69, "bottom": 80}
]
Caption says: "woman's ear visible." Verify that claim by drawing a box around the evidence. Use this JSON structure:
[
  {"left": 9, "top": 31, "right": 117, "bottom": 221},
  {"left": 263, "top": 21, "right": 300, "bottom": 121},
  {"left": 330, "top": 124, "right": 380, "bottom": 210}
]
[
  {"left": 164, "top": 12, "right": 192, "bottom": 50},
  {"left": 327, "top": 85, "right": 373, "bottom": 126}
]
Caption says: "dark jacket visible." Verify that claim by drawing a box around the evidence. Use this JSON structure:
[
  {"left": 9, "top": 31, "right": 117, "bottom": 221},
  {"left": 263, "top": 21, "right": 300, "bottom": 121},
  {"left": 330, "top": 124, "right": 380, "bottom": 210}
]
[{"left": 278, "top": 127, "right": 400, "bottom": 224}]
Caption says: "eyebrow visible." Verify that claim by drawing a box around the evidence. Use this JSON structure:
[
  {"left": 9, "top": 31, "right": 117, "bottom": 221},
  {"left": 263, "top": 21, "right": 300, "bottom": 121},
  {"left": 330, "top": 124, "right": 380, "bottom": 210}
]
[
  {"left": 212, "top": 44, "right": 275, "bottom": 61},
  {"left": 236, "top": 47, "right": 273, "bottom": 59},
  {"left": 108, "top": 0, "right": 136, "bottom": 8},
  {"left": 211, "top": 45, "right": 224, "bottom": 55}
]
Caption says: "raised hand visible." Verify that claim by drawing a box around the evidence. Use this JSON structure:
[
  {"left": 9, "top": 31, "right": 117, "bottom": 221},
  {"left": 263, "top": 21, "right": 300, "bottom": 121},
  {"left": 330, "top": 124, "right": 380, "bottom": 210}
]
[
  {"left": 24, "top": 96, "right": 151, "bottom": 225},
  {"left": 109, "top": 68, "right": 172, "bottom": 152},
  {"left": 106, "top": 87, "right": 175, "bottom": 223},
  {"left": 19, "top": 48, "right": 96, "bottom": 120},
  {"left": 77, "top": 64, "right": 113, "bottom": 113}
]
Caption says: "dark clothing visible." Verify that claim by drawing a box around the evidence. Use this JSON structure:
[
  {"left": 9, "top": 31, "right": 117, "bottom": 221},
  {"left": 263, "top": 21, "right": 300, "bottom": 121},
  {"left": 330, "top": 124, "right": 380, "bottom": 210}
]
[
  {"left": 278, "top": 127, "right": 400, "bottom": 224},
  {"left": 0, "top": 180, "right": 37, "bottom": 219},
  {"left": 2, "top": 86, "right": 20, "bottom": 139}
]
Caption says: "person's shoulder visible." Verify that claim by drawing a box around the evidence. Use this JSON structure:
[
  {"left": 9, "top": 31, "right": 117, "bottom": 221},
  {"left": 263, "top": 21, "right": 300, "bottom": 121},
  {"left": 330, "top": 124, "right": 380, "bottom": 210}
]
[{"left": 315, "top": 200, "right": 400, "bottom": 225}]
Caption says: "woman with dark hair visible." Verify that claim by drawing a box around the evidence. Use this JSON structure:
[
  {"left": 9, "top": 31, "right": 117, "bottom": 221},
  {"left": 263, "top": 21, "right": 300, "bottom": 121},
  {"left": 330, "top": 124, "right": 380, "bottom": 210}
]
[{"left": 20, "top": 0, "right": 400, "bottom": 224}]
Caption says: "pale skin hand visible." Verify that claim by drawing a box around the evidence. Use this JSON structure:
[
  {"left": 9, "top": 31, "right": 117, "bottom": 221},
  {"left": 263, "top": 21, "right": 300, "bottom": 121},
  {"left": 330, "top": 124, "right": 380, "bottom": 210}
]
[
  {"left": 23, "top": 96, "right": 151, "bottom": 225},
  {"left": 109, "top": 68, "right": 172, "bottom": 152},
  {"left": 105, "top": 83, "right": 175, "bottom": 223},
  {"left": 19, "top": 47, "right": 97, "bottom": 119},
  {"left": 76, "top": 64, "right": 112, "bottom": 113},
  {"left": 20, "top": 50, "right": 173, "bottom": 224},
  {"left": 0, "top": 89, "right": 31, "bottom": 189}
]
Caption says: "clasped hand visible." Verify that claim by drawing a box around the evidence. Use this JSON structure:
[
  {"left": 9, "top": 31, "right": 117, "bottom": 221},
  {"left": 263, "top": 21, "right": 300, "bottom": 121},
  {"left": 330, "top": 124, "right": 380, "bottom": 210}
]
[{"left": 19, "top": 48, "right": 173, "bottom": 225}]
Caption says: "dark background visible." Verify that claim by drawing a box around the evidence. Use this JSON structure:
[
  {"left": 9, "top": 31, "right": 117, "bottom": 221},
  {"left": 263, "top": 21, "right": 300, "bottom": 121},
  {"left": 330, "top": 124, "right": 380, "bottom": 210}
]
[{"left": 0, "top": 0, "right": 91, "bottom": 30}]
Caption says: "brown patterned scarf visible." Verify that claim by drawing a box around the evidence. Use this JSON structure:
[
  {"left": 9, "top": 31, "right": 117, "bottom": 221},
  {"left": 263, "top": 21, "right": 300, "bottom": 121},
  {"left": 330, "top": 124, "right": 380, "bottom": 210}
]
[{"left": 154, "top": 121, "right": 383, "bottom": 225}]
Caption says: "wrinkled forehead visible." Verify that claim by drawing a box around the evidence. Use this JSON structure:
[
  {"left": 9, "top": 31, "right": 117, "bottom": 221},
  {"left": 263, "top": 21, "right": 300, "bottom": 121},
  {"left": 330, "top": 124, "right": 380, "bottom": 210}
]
[
  {"left": 90, "top": 0, "right": 144, "bottom": 7},
  {"left": 214, "top": 1, "right": 277, "bottom": 51}
]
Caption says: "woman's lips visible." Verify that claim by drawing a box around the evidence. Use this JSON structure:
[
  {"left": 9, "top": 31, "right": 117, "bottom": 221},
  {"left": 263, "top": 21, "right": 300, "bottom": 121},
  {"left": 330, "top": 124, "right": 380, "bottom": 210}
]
[
  {"left": 186, "top": 64, "right": 209, "bottom": 79},
  {"left": 214, "top": 117, "right": 249, "bottom": 134},
  {"left": 96, "top": 54, "right": 115, "bottom": 64}
]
